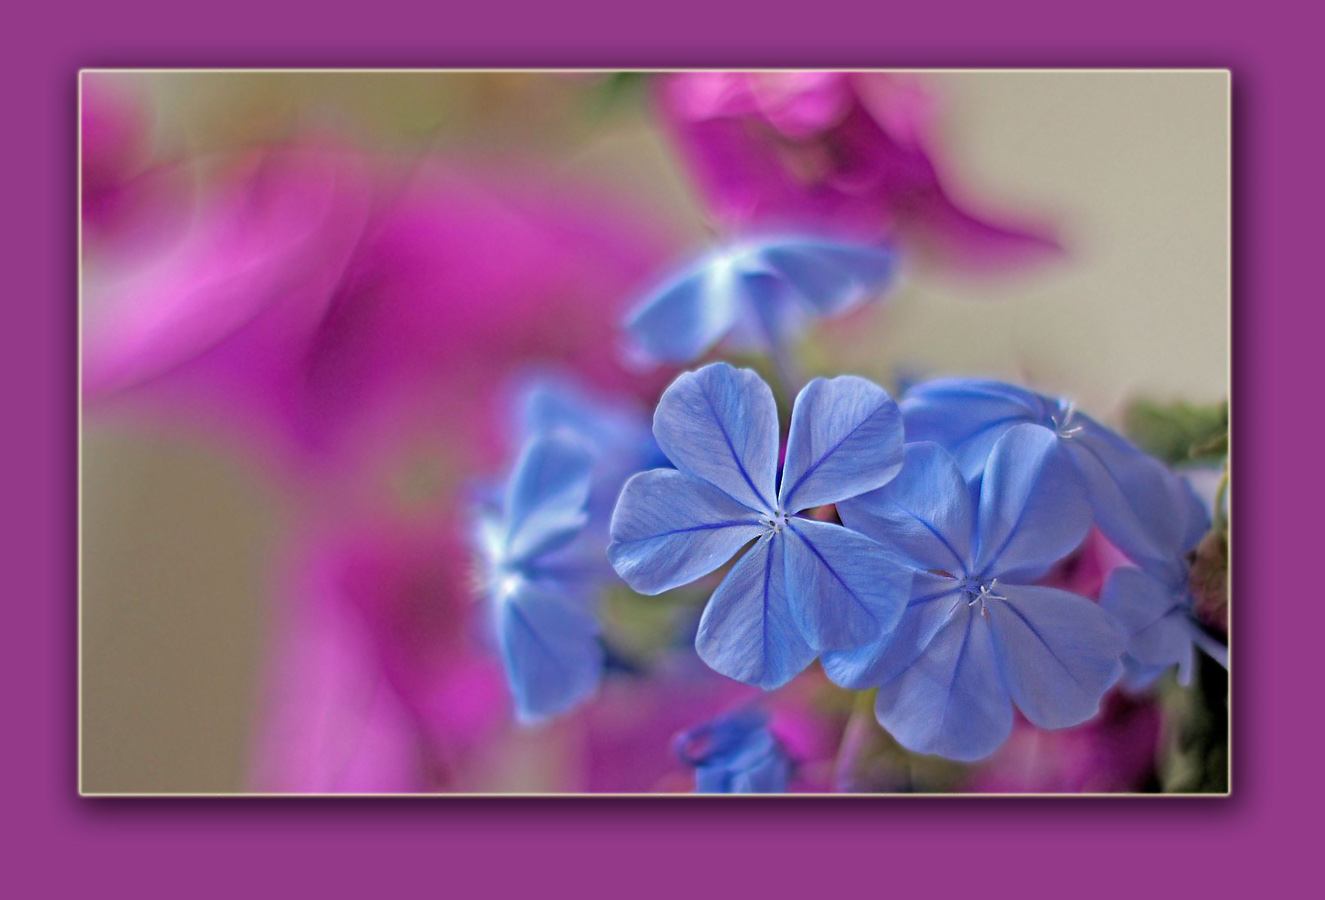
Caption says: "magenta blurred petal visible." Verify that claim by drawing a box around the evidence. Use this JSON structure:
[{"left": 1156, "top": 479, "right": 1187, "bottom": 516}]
[
  {"left": 1038, "top": 528, "right": 1133, "bottom": 599},
  {"left": 968, "top": 693, "right": 1161, "bottom": 793},
  {"left": 254, "top": 522, "right": 508, "bottom": 793},
  {"left": 252, "top": 553, "right": 427, "bottom": 794},
  {"left": 655, "top": 72, "right": 1060, "bottom": 270},
  {"left": 84, "top": 149, "right": 672, "bottom": 477},
  {"left": 82, "top": 75, "right": 157, "bottom": 242},
  {"left": 83, "top": 145, "right": 374, "bottom": 411}
]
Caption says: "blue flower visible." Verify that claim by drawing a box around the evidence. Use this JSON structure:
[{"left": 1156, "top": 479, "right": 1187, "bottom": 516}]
[
  {"left": 902, "top": 378, "right": 1208, "bottom": 572},
  {"left": 476, "top": 433, "right": 605, "bottom": 721},
  {"left": 516, "top": 374, "right": 668, "bottom": 524},
  {"left": 624, "top": 237, "right": 896, "bottom": 365},
  {"left": 675, "top": 709, "right": 792, "bottom": 793},
  {"left": 609, "top": 362, "right": 909, "bottom": 689},
  {"left": 1100, "top": 565, "right": 1227, "bottom": 689},
  {"left": 827, "top": 425, "right": 1127, "bottom": 762},
  {"left": 1098, "top": 479, "right": 1226, "bottom": 688}
]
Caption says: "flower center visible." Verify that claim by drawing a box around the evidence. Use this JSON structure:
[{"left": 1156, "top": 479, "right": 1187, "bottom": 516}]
[
  {"left": 494, "top": 570, "right": 523, "bottom": 601},
  {"left": 961, "top": 578, "right": 1007, "bottom": 617},
  {"left": 764, "top": 509, "right": 792, "bottom": 535},
  {"left": 1048, "top": 400, "right": 1083, "bottom": 439}
]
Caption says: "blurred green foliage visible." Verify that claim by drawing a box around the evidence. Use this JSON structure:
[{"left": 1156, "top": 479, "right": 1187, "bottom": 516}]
[
  {"left": 1161, "top": 654, "right": 1229, "bottom": 793},
  {"left": 584, "top": 71, "right": 652, "bottom": 119},
  {"left": 1124, "top": 399, "right": 1228, "bottom": 466}
]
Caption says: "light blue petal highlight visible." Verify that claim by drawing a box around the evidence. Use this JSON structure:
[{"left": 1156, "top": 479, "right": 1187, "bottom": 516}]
[
  {"left": 502, "top": 434, "right": 594, "bottom": 565},
  {"left": 973, "top": 423, "right": 1091, "bottom": 582},
  {"left": 496, "top": 578, "right": 604, "bottom": 722},
  {"left": 625, "top": 238, "right": 896, "bottom": 365},
  {"left": 837, "top": 441, "right": 976, "bottom": 574},
  {"left": 653, "top": 363, "right": 779, "bottom": 513},
  {"left": 608, "top": 468, "right": 764, "bottom": 594},
  {"left": 873, "top": 607, "right": 1013, "bottom": 762},
  {"left": 624, "top": 257, "right": 744, "bottom": 363},
  {"left": 695, "top": 534, "right": 816, "bottom": 690},
  {"left": 986, "top": 583, "right": 1125, "bottom": 730},
  {"left": 783, "top": 518, "right": 909, "bottom": 651},
  {"left": 778, "top": 375, "right": 904, "bottom": 512}
]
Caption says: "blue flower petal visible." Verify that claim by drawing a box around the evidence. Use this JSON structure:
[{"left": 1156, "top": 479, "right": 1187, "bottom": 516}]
[
  {"left": 653, "top": 363, "right": 779, "bottom": 513},
  {"left": 519, "top": 374, "right": 666, "bottom": 522},
  {"left": 783, "top": 518, "right": 909, "bottom": 651},
  {"left": 901, "top": 378, "right": 1045, "bottom": 479},
  {"left": 502, "top": 434, "right": 594, "bottom": 565},
  {"left": 821, "top": 572, "right": 963, "bottom": 689},
  {"left": 973, "top": 423, "right": 1091, "bottom": 582},
  {"left": 778, "top": 375, "right": 904, "bottom": 512},
  {"left": 686, "top": 714, "right": 789, "bottom": 793},
  {"left": 695, "top": 534, "right": 816, "bottom": 690},
  {"left": 837, "top": 441, "right": 976, "bottom": 574},
  {"left": 1099, "top": 565, "right": 1199, "bottom": 674},
  {"left": 1069, "top": 417, "right": 1211, "bottom": 571},
  {"left": 737, "top": 273, "right": 805, "bottom": 350},
  {"left": 624, "top": 258, "right": 744, "bottom": 364},
  {"left": 521, "top": 376, "right": 657, "bottom": 463},
  {"left": 608, "top": 468, "right": 764, "bottom": 594},
  {"left": 873, "top": 607, "right": 1013, "bottom": 762},
  {"left": 757, "top": 238, "right": 897, "bottom": 317},
  {"left": 687, "top": 711, "right": 791, "bottom": 793},
  {"left": 496, "top": 578, "right": 604, "bottom": 722},
  {"left": 675, "top": 707, "right": 771, "bottom": 766},
  {"left": 987, "top": 583, "right": 1125, "bottom": 730},
  {"left": 723, "top": 750, "right": 792, "bottom": 793}
]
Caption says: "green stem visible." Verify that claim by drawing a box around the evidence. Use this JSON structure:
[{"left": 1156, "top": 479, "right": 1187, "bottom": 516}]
[
  {"left": 832, "top": 689, "right": 878, "bottom": 792},
  {"left": 1212, "top": 462, "right": 1230, "bottom": 532}
]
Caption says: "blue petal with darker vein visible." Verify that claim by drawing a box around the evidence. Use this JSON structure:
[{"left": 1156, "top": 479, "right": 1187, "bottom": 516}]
[
  {"left": 779, "top": 375, "right": 904, "bottom": 512},
  {"left": 783, "top": 518, "right": 909, "bottom": 652},
  {"left": 652, "top": 363, "right": 779, "bottom": 513},
  {"left": 497, "top": 578, "right": 605, "bottom": 722},
  {"left": 608, "top": 468, "right": 764, "bottom": 595},
  {"left": 695, "top": 534, "right": 815, "bottom": 690}
]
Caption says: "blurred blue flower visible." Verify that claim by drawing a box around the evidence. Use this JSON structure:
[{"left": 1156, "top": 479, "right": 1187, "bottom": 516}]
[
  {"left": 1100, "top": 565, "right": 1226, "bottom": 689},
  {"left": 624, "top": 237, "right": 896, "bottom": 366},
  {"left": 1098, "top": 475, "right": 1226, "bottom": 688},
  {"left": 902, "top": 378, "right": 1208, "bottom": 572},
  {"left": 675, "top": 708, "right": 792, "bottom": 793},
  {"left": 609, "top": 362, "right": 908, "bottom": 689},
  {"left": 477, "top": 433, "right": 605, "bottom": 721},
  {"left": 516, "top": 374, "right": 668, "bottom": 524},
  {"left": 827, "top": 426, "right": 1126, "bottom": 761}
]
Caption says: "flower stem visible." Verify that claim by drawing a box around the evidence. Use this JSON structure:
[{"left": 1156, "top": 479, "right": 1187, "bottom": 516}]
[
  {"left": 832, "top": 688, "right": 878, "bottom": 792},
  {"left": 1212, "top": 462, "right": 1230, "bottom": 532}
]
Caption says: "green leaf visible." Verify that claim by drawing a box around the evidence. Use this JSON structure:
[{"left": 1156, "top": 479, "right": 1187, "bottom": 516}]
[{"left": 1123, "top": 399, "right": 1228, "bottom": 466}]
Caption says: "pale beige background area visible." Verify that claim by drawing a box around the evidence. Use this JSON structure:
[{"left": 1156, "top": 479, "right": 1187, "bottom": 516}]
[{"left": 80, "top": 71, "right": 1229, "bottom": 793}]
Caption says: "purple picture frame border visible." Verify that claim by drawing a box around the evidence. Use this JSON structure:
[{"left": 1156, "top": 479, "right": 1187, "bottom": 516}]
[{"left": 11, "top": 0, "right": 1308, "bottom": 892}]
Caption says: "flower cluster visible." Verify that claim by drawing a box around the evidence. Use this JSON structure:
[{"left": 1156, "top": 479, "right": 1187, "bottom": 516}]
[{"left": 479, "top": 240, "right": 1227, "bottom": 778}]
